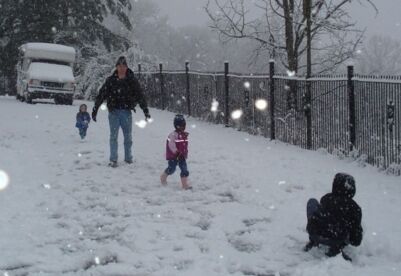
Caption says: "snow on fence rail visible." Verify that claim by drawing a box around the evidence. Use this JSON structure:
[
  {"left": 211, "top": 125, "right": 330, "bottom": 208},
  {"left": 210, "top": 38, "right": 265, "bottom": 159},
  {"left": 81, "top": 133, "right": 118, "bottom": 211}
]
[{"left": 137, "top": 63, "right": 401, "bottom": 174}]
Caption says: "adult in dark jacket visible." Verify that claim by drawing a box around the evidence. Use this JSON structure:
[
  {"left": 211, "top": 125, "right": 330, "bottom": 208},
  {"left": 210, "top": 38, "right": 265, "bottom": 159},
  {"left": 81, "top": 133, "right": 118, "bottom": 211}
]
[
  {"left": 92, "top": 56, "right": 151, "bottom": 167},
  {"left": 304, "top": 173, "right": 363, "bottom": 261}
]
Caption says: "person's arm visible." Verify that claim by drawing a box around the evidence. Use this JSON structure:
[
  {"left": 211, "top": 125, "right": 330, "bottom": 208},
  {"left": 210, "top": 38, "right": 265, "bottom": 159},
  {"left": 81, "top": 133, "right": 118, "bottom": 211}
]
[
  {"left": 86, "top": 112, "right": 91, "bottom": 123},
  {"left": 76, "top": 113, "right": 82, "bottom": 127},
  {"left": 349, "top": 205, "right": 363, "bottom": 246},
  {"left": 167, "top": 132, "right": 178, "bottom": 155},
  {"left": 133, "top": 78, "right": 150, "bottom": 118},
  {"left": 92, "top": 79, "right": 110, "bottom": 121}
]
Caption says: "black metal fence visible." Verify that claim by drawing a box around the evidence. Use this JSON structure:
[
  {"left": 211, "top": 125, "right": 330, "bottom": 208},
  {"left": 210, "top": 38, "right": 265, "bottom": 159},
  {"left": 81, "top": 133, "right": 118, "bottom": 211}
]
[{"left": 138, "top": 62, "right": 401, "bottom": 175}]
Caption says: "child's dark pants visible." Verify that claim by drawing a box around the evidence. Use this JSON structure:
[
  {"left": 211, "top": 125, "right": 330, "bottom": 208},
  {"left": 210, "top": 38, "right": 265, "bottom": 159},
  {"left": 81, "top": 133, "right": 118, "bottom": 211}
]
[{"left": 165, "top": 159, "right": 189, "bottom": 177}]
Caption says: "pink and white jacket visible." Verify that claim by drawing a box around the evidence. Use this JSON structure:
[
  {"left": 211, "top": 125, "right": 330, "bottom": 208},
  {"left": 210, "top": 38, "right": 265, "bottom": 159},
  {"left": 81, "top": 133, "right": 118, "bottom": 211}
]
[{"left": 166, "top": 130, "right": 189, "bottom": 160}]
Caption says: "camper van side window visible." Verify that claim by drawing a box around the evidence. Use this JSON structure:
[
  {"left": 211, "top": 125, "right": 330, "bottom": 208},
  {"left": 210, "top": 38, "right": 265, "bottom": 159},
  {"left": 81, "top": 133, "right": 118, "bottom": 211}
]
[{"left": 31, "top": 59, "right": 69, "bottom": 66}]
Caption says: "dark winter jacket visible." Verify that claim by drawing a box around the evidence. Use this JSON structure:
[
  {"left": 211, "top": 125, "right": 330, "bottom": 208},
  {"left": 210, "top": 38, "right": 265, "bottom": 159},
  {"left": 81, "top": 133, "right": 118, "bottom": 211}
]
[
  {"left": 307, "top": 173, "right": 363, "bottom": 246},
  {"left": 93, "top": 68, "right": 149, "bottom": 114},
  {"left": 76, "top": 112, "right": 91, "bottom": 129}
]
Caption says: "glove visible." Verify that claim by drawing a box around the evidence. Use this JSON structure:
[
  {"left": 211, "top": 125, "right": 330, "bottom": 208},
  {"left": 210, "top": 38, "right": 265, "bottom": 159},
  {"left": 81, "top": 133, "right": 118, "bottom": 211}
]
[
  {"left": 92, "top": 110, "right": 98, "bottom": 122},
  {"left": 144, "top": 108, "right": 151, "bottom": 121}
]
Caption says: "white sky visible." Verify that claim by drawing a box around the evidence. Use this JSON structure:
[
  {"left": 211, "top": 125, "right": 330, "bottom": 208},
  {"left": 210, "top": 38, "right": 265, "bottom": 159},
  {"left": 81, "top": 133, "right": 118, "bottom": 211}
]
[{"left": 153, "top": 0, "right": 401, "bottom": 39}]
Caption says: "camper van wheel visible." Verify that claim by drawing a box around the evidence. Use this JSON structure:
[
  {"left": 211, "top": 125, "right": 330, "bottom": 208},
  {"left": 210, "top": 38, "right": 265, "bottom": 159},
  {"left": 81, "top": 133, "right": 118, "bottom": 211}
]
[
  {"left": 65, "top": 97, "right": 73, "bottom": 105},
  {"left": 55, "top": 96, "right": 64, "bottom": 105},
  {"left": 25, "top": 94, "right": 33, "bottom": 104}
]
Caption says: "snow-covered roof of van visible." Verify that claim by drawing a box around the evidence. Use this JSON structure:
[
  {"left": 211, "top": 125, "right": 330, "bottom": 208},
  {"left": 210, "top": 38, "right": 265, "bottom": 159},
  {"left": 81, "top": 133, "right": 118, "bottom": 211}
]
[{"left": 20, "top": 43, "right": 76, "bottom": 63}]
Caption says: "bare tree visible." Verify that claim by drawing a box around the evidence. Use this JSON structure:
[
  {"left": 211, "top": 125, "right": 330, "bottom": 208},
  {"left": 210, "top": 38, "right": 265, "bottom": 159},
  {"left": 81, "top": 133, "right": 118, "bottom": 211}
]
[
  {"left": 357, "top": 35, "right": 401, "bottom": 75},
  {"left": 205, "top": 0, "right": 377, "bottom": 75}
]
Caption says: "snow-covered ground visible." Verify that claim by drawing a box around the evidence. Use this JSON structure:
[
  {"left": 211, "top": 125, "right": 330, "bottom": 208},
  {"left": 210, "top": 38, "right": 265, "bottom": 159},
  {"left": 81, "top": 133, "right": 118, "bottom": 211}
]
[{"left": 0, "top": 96, "right": 400, "bottom": 276}]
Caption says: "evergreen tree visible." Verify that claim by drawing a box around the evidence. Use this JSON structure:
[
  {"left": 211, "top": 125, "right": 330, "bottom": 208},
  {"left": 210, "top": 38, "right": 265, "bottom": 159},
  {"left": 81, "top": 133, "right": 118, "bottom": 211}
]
[{"left": 0, "top": 0, "right": 133, "bottom": 93}]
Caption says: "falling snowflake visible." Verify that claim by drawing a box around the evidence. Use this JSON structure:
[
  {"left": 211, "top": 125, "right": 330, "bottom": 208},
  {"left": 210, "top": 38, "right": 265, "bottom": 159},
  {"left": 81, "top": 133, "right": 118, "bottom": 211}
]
[
  {"left": 43, "top": 183, "right": 51, "bottom": 189},
  {"left": 176, "top": 100, "right": 182, "bottom": 105},
  {"left": 284, "top": 85, "right": 290, "bottom": 91},
  {"left": 135, "top": 120, "right": 147, "bottom": 129},
  {"left": 35, "top": 115, "right": 39, "bottom": 119},
  {"left": 219, "top": 254, "right": 224, "bottom": 259},
  {"left": 191, "top": 124, "right": 197, "bottom": 129},
  {"left": 211, "top": 99, "right": 219, "bottom": 112},
  {"left": 94, "top": 256, "right": 100, "bottom": 265},
  {"left": 286, "top": 70, "right": 296, "bottom": 77},
  {"left": 0, "top": 170, "right": 10, "bottom": 191},
  {"left": 356, "top": 49, "right": 363, "bottom": 55},
  {"left": 100, "top": 104, "right": 107, "bottom": 111},
  {"left": 51, "top": 26, "right": 57, "bottom": 33},
  {"left": 269, "top": 205, "right": 276, "bottom": 210},
  {"left": 243, "top": 81, "right": 251, "bottom": 89},
  {"left": 255, "top": 99, "right": 268, "bottom": 111},
  {"left": 231, "top": 109, "right": 243, "bottom": 120},
  {"left": 278, "top": 181, "right": 286, "bottom": 186}
]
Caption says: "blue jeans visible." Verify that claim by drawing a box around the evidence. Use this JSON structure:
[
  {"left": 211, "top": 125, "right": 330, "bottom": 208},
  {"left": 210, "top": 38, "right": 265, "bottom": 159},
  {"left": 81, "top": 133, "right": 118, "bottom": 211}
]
[
  {"left": 79, "top": 127, "right": 87, "bottom": 139},
  {"left": 307, "top": 198, "right": 320, "bottom": 220},
  {"left": 108, "top": 109, "right": 133, "bottom": 162},
  {"left": 165, "top": 159, "right": 189, "bottom": 177}
]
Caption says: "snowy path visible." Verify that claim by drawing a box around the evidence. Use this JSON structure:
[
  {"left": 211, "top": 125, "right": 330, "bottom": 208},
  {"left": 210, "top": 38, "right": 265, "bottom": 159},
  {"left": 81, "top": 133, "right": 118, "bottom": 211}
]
[{"left": 0, "top": 96, "right": 400, "bottom": 276}]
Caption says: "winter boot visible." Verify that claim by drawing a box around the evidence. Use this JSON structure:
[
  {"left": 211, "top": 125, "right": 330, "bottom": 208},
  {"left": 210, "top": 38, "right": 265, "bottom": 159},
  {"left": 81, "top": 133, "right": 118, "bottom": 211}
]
[
  {"left": 160, "top": 172, "right": 168, "bottom": 185},
  {"left": 181, "top": 177, "right": 192, "bottom": 190},
  {"left": 326, "top": 246, "right": 341, "bottom": 258},
  {"left": 341, "top": 251, "right": 352, "bottom": 262},
  {"left": 303, "top": 240, "right": 317, "bottom": 252},
  {"left": 108, "top": 161, "right": 118, "bottom": 168}
]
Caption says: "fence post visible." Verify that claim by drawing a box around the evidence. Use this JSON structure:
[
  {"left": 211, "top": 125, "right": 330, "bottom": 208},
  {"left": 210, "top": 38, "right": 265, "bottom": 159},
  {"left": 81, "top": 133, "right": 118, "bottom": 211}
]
[
  {"left": 138, "top": 63, "right": 142, "bottom": 79},
  {"left": 305, "top": 83, "right": 312, "bottom": 150},
  {"left": 348, "top": 65, "right": 356, "bottom": 152},
  {"left": 269, "top": 60, "right": 276, "bottom": 140},
  {"left": 185, "top": 61, "right": 191, "bottom": 116},
  {"left": 159, "top": 63, "right": 165, "bottom": 110},
  {"left": 224, "top": 61, "right": 230, "bottom": 127}
]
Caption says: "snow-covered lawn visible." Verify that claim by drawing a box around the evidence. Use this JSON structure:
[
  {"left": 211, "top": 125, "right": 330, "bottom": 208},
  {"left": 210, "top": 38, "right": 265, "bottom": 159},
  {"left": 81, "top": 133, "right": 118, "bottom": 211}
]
[{"left": 0, "top": 96, "right": 400, "bottom": 276}]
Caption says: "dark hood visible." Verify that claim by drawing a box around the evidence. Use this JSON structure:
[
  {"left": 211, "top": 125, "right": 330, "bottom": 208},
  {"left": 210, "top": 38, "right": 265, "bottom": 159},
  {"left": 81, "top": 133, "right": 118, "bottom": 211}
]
[{"left": 332, "top": 173, "right": 356, "bottom": 198}]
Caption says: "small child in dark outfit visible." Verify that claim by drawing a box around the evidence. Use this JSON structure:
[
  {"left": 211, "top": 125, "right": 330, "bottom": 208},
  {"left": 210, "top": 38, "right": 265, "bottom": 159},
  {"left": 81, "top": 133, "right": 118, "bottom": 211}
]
[
  {"left": 305, "top": 173, "right": 363, "bottom": 261},
  {"left": 75, "top": 104, "right": 91, "bottom": 139},
  {"left": 160, "top": 114, "right": 191, "bottom": 190}
]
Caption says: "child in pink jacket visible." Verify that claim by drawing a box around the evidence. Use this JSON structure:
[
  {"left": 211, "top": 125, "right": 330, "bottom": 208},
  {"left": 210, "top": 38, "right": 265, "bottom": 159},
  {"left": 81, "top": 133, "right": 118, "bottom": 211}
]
[{"left": 160, "top": 114, "right": 192, "bottom": 190}]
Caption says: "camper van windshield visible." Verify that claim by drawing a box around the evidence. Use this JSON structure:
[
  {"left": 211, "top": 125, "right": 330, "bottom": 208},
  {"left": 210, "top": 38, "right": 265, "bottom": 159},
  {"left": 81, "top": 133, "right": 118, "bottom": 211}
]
[{"left": 31, "top": 59, "right": 70, "bottom": 66}]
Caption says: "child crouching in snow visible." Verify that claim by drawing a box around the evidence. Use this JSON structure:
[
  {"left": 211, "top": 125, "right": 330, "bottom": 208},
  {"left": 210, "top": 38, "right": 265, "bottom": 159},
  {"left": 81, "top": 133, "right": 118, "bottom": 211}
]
[
  {"left": 160, "top": 114, "right": 192, "bottom": 190},
  {"left": 75, "top": 104, "right": 91, "bottom": 139},
  {"left": 304, "top": 173, "right": 363, "bottom": 261}
]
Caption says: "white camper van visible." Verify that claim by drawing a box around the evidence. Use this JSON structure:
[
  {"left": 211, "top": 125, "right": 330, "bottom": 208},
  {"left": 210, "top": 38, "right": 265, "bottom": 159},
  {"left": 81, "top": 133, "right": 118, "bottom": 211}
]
[{"left": 16, "top": 43, "right": 76, "bottom": 105}]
